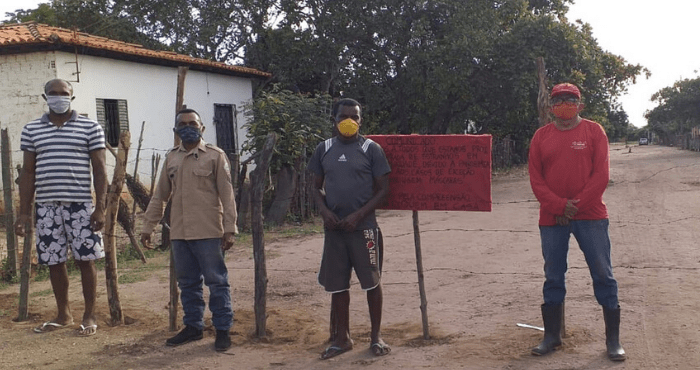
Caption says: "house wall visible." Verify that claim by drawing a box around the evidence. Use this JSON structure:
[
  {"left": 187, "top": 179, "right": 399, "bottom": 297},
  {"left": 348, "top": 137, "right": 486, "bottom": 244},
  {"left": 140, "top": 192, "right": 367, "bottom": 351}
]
[
  {"left": 1, "top": 51, "right": 254, "bottom": 190},
  {"left": 0, "top": 52, "right": 57, "bottom": 165}
]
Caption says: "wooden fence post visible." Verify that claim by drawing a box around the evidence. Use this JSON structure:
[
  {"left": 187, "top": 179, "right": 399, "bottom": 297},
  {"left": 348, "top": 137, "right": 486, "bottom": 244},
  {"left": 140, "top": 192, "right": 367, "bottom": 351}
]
[
  {"left": 413, "top": 211, "right": 430, "bottom": 339},
  {"left": 169, "top": 65, "right": 188, "bottom": 331},
  {"left": 16, "top": 204, "right": 33, "bottom": 321},
  {"left": 1, "top": 128, "right": 18, "bottom": 276},
  {"left": 150, "top": 153, "right": 160, "bottom": 197},
  {"left": 131, "top": 121, "right": 146, "bottom": 220},
  {"left": 104, "top": 131, "right": 131, "bottom": 326},
  {"left": 250, "top": 133, "right": 277, "bottom": 338},
  {"left": 536, "top": 57, "right": 550, "bottom": 127}
]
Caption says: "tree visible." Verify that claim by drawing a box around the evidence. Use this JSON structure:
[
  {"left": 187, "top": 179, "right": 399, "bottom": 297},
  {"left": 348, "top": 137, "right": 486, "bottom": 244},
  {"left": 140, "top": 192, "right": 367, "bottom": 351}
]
[
  {"left": 241, "top": 85, "right": 332, "bottom": 224},
  {"left": 646, "top": 77, "right": 700, "bottom": 142},
  {"left": 607, "top": 107, "right": 629, "bottom": 142}
]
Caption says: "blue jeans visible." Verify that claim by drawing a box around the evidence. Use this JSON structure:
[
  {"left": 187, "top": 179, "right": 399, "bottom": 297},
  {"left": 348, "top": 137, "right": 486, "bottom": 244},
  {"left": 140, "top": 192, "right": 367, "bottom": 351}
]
[
  {"left": 172, "top": 238, "right": 233, "bottom": 331},
  {"left": 540, "top": 219, "right": 619, "bottom": 309}
]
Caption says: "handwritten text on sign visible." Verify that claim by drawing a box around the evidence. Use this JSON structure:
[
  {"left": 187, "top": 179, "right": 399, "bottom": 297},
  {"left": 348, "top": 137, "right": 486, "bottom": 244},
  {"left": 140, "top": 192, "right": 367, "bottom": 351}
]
[{"left": 367, "top": 135, "right": 492, "bottom": 212}]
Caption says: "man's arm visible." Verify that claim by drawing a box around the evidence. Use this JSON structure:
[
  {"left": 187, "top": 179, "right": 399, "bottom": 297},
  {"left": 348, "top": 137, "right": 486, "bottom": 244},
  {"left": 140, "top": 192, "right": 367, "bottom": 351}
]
[
  {"left": 216, "top": 152, "right": 238, "bottom": 251},
  {"left": 140, "top": 157, "right": 172, "bottom": 248},
  {"left": 528, "top": 135, "right": 568, "bottom": 216},
  {"left": 14, "top": 151, "right": 36, "bottom": 237},
  {"left": 572, "top": 124, "right": 610, "bottom": 212},
  {"left": 314, "top": 173, "right": 339, "bottom": 230},
  {"left": 338, "top": 174, "right": 389, "bottom": 232},
  {"left": 89, "top": 148, "right": 108, "bottom": 232}
]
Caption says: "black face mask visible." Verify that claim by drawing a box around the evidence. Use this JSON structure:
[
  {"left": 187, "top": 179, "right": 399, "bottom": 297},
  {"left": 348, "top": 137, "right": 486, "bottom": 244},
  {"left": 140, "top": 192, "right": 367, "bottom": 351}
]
[{"left": 174, "top": 126, "right": 202, "bottom": 144}]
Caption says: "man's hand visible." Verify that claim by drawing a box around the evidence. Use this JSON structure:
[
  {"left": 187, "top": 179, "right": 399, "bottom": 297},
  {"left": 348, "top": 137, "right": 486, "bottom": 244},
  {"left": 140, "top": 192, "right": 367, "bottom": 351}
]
[
  {"left": 338, "top": 211, "right": 363, "bottom": 232},
  {"left": 564, "top": 199, "right": 579, "bottom": 219},
  {"left": 222, "top": 232, "right": 235, "bottom": 252},
  {"left": 319, "top": 208, "right": 340, "bottom": 230},
  {"left": 90, "top": 209, "right": 105, "bottom": 232},
  {"left": 555, "top": 216, "right": 570, "bottom": 226},
  {"left": 140, "top": 233, "right": 154, "bottom": 250},
  {"left": 14, "top": 214, "right": 31, "bottom": 237}
]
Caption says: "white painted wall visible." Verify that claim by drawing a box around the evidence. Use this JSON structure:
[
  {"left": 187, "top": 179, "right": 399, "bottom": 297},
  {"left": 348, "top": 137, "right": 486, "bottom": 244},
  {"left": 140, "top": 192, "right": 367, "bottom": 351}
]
[
  {"left": 1, "top": 51, "right": 255, "bottom": 189},
  {"left": 0, "top": 52, "right": 57, "bottom": 166}
]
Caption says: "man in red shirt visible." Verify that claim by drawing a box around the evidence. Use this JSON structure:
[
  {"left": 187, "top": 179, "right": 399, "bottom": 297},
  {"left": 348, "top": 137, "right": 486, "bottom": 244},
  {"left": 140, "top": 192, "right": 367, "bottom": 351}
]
[{"left": 528, "top": 83, "right": 625, "bottom": 361}]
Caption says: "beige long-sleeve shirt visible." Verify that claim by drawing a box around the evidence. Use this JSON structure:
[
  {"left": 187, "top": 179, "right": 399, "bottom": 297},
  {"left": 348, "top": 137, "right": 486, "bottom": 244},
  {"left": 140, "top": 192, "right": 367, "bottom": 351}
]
[{"left": 141, "top": 140, "right": 238, "bottom": 240}]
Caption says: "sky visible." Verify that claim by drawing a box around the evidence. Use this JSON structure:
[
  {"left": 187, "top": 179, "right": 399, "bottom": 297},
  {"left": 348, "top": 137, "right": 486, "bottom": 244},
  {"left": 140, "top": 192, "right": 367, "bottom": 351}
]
[
  {"left": 567, "top": 0, "right": 700, "bottom": 127},
  {"left": 2, "top": 1, "right": 698, "bottom": 128}
]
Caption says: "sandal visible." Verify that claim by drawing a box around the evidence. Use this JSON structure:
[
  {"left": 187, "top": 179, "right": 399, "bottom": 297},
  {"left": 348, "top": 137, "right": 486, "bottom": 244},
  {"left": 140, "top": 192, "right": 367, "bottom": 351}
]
[
  {"left": 320, "top": 344, "right": 352, "bottom": 360},
  {"left": 77, "top": 324, "right": 98, "bottom": 337},
  {"left": 33, "top": 321, "right": 71, "bottom": 333},
  {"left": 370, "top": 341, "right": 391, "bottom": 356}
]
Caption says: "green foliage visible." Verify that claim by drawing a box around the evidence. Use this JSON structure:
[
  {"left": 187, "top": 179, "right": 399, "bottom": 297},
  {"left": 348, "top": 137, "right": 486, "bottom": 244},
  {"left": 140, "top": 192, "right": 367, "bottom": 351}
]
[
  {"left": 0, "top": 258, "right": 19, "bottom": 284},
  {"left": 607, "top": 108, "right": 629, "bottom": 142},
  {"left": 646, "top": 77, "right": 700, "bottom": 140},
  {"left": 241, "top": 85, "right": 333, "bottom": 173},
  {"left": 5, "top": 0, "right": 649, "bottom": 158}
]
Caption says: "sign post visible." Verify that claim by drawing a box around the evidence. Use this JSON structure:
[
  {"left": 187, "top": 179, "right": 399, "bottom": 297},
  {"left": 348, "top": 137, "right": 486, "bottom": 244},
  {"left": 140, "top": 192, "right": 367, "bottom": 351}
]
[{"left": 367, "top": 135, "right": 492, "bottom": 338}]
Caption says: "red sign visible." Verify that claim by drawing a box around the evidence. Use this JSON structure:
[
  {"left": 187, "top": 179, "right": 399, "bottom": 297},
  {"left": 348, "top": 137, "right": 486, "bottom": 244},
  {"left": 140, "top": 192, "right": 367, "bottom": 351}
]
[{"left": 367, "top": 135, "right": 492, "bottom": 212}]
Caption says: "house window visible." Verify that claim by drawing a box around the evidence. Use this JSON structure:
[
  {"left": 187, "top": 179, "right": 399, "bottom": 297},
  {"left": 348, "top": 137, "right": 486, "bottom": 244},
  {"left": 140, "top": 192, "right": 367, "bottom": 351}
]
[{"left": 96, "top": 98, "right": 129, "bottom": 147}]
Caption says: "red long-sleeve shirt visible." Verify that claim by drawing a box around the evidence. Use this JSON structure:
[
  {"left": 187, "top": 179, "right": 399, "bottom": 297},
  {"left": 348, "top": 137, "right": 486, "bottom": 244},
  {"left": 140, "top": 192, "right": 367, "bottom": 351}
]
[{"left": 528, "top": 119, "right": 609, "bottom": 226}]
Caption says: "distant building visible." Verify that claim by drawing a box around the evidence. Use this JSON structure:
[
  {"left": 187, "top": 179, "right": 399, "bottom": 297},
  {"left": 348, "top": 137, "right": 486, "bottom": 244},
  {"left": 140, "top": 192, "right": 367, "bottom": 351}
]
[{"left": 0, "top": 22, "right": 270, "bottom": 189}]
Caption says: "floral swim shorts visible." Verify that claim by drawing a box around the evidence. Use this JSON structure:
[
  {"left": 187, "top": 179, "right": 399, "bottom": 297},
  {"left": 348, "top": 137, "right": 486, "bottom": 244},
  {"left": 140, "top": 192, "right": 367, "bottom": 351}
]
[{"left": 35, "top": 202, "right": 104, "bottom": 266}]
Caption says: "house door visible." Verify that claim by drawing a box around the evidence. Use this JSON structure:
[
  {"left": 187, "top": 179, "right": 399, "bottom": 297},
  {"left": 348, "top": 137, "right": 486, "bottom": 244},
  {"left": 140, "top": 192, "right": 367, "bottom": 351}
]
[
  {"left": 214, "top": 104, "right": 236, "bottom": 154},
  {"left": 213, "top": 104, "right": 238, "bottom": 183}
]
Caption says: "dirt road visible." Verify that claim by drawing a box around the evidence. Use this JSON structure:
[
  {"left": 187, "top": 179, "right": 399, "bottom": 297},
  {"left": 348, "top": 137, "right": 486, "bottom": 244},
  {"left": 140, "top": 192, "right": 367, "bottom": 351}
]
[{"left": 0, "top": 144, "right": 699, "bottom": 370}]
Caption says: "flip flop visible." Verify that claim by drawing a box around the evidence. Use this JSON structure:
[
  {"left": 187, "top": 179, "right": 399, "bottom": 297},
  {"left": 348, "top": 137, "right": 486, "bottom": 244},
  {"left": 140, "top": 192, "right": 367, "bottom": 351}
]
[
  {"left": 77, "top": 324, "right": 98, "bottom": 337},
  {"left": 33, "top": 321, "right": 71, "bottom": 333},
  {"left": 370, "top": 342, "right": 391, "bottom": 356},
  {"left": 320, "top": 345, "right": 352, "bottom": 360}
]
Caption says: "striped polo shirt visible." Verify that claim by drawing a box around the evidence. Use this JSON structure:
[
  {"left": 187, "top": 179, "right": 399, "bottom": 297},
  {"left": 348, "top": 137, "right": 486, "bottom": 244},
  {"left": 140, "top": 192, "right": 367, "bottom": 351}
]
[{"left": 20, "top": 111, "right": 106, "bottom": 203}]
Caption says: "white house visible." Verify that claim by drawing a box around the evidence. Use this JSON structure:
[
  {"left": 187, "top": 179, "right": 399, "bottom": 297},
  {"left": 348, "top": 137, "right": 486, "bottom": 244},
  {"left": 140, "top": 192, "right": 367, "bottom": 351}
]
[{"left": 0, "top": 22, "right": 270, "bottom": 193}]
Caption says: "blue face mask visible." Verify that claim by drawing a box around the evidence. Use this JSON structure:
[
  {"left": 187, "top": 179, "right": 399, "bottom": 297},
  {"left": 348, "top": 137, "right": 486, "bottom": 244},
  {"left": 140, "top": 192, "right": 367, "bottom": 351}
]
[{"left": 175, "top": 126, "right": 202, "bottom": 144}]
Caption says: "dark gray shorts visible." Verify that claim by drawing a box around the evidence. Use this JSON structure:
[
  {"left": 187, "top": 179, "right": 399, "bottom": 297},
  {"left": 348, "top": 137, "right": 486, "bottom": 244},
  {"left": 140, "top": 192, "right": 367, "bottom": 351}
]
[{"left": 318, "top": 228, "right": 383, "bottom": 292}]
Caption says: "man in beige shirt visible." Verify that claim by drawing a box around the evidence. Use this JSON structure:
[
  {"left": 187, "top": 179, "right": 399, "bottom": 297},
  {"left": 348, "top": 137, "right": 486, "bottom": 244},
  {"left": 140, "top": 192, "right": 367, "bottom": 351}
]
[{"left": 141, "top": 108, "right": 237, "bottom": 352}]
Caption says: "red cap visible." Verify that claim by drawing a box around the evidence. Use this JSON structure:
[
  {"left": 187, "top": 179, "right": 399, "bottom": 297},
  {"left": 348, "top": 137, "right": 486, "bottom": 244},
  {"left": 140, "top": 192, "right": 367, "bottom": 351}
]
[{"left": 551, "top": 83, "right": 581, "bottom": 98}]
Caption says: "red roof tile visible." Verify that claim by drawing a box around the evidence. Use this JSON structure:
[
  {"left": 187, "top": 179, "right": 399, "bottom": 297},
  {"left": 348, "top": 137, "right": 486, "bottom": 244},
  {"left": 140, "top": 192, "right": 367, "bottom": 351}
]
[{"left": 0, "top": 22, "right": 271, "bottom": 78}]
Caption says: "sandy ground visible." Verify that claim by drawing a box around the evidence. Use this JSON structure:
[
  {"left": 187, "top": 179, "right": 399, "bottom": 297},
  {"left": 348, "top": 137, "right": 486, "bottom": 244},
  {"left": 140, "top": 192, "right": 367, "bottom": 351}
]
[{"left": 0, "top": 144, "right": 699, "bottom": 370}]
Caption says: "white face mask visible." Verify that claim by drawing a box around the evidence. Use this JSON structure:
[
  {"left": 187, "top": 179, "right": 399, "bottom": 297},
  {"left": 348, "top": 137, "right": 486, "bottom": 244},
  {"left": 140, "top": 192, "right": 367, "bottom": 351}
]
[{"left": 46, "top": 95, "right": 72, "bottom": 114}]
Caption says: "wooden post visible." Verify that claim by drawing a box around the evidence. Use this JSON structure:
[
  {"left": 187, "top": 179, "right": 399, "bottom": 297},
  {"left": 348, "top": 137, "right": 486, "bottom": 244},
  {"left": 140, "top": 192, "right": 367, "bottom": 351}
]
[
  {"left": 131, "top": 121, "right": 146, "bottom": 219},
  {"left": 118, "top": 198, "right": 147, "bottom": 263},
  {"left": 169, "top": 65, "right": 188, "bottom": 331},
  {"left": 1, "top": 129, "right": 18, "bottom": 276},
  {"left": 536, "top": 57, "right": 550, "bottom": 127},
  {"left": 104, "top": 131, "right": 131, "bottom": 326},
  {"left": 150, "top": 153, "right": 160, "bottom": 196},
  {"left": 250, "top": 133, "right": 277, "bottom": 338},
  {"left": 412, "top": 211, "right": 430, "bottom": 339},
  {"left": 16, "top": 204, "right": 33, "bottom": 321}
]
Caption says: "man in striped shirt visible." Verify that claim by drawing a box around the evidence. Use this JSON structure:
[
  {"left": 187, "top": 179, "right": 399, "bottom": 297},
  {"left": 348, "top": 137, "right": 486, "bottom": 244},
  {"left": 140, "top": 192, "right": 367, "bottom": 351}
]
[{"left": 15, "top": 78, "right": 108, "bottom": 337}]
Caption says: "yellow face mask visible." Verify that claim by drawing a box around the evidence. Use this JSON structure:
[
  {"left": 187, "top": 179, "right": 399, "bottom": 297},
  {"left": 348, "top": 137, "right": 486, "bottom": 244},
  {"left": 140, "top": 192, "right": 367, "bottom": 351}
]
[{"left": 337, "top": 118, "right": 359, "bottom": 137}]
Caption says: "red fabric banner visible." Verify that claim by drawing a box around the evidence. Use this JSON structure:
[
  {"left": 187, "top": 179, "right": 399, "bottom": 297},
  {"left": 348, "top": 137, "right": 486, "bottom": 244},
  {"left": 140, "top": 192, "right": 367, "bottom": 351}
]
[{"left": 367, "top": 135, "right": 492, "bottom": 211}]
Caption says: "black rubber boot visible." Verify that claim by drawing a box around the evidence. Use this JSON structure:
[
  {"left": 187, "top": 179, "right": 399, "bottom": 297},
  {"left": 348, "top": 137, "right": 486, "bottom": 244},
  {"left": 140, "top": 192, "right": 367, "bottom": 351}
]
[
  {"left": 531, "top": 303, "right": 563, "bottom": 356},
  {"left": 166, "top": 325, "right": 203, "bottom": 346},
  {"left": 215, "top": 329, "right": 232, "bottom": 352},
  {"left": 603, "top": 305, "right": 626, "bottom": 361}
]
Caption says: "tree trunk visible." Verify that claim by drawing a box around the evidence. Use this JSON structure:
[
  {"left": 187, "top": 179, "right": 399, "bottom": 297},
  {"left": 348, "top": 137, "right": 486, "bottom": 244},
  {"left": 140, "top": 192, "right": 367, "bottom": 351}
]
[
  {"left": 16, "top": 203, "right": 33, "bottom": 322},
  {"left": 265, "top": 164, "right": 297, "bottom": 225},
  {"left": 104, "top": 131, "right": 131, "bottom": 326},
  {"left": 1, "top": 129, "right": 18, "bottom": 276},
  {"left": 536, "top": 57, "right": 550, "bottom": 127},
  {"left": 251, "top": 133, "right": 277, "bottom": 338}
]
